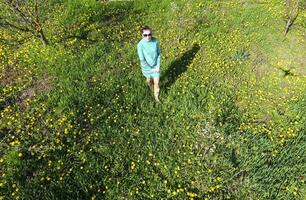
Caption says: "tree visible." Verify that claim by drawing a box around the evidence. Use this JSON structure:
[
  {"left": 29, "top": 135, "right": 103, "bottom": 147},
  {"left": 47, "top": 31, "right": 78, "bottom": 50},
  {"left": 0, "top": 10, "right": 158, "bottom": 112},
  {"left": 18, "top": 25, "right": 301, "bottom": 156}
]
[
  {"left": 284, "top": 0, "right": 301, "bottom": 35},
  {"left": 0, "top": 0, "right": 54, "bottom": 46}
]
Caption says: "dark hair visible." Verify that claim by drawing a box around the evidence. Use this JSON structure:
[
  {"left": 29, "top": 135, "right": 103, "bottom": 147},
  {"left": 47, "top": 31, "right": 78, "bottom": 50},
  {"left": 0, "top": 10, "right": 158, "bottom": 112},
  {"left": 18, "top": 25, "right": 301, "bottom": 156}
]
[{"left": 141, "top": 25, "right": 151, "bottom": 34}]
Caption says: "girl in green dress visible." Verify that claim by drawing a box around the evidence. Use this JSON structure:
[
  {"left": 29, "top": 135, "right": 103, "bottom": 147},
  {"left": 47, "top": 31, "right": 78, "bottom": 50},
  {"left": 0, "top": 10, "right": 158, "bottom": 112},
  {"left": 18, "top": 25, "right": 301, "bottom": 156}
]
[{"left": 137, "top": 25, "right": 161, "bottom": 102}]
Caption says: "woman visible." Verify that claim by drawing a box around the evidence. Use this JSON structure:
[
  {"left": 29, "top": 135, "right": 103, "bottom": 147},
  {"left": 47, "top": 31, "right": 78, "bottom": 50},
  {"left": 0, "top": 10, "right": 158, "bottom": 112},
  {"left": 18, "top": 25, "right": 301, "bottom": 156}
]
[{"left": 137, "top": 25, "right": 161, "bottom": 102}]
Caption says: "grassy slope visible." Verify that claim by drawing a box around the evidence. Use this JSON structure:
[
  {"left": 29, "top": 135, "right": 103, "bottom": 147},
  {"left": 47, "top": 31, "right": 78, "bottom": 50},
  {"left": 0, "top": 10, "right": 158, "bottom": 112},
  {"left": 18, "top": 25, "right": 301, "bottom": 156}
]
[{"left": 0, "top": 0, "right": 305, "bottom": 199}]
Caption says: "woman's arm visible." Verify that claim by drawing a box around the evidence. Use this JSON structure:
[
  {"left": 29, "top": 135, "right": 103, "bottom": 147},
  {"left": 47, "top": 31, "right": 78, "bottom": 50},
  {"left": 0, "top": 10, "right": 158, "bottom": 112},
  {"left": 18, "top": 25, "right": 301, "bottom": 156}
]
[
  {"left": 151, "top": 41, "right": 161, "bottom": 73},
  {"left": 137, "top": 43, "right": 150, "bottom": 67},
  {"left": 156, "top": 41, "right": 161, "bottom": 69}
]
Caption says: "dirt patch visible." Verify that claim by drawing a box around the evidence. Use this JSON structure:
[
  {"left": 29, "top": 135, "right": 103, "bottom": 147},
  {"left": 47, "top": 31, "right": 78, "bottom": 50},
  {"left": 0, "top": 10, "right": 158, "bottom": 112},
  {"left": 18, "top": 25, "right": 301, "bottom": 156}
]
[
  {"left": 0, "top": 60, "right": 24, "bottom": 86},
  {"left": 17, "top": 74, "right": 53, "bottom": 109},
  {"left": 249, "top": 46, "right": 275, "bottom": 79},
  {"left": 1, "top": 59, "right": 54, "bottom": 110}
]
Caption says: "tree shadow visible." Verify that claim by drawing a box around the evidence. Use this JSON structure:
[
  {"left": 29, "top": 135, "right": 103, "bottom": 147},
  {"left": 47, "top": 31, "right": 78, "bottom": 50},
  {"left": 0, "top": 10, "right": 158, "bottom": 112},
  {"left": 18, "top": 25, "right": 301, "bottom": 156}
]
[{"left": 162, "top": 44, "right": 200, "bottom": 94}]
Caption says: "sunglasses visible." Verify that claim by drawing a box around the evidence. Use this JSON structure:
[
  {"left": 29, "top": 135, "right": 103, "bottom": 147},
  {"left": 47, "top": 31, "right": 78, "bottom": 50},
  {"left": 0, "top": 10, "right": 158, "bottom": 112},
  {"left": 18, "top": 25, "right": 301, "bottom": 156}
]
[{"left": 143, "top": 33, "right": 152, "bottom": 37}]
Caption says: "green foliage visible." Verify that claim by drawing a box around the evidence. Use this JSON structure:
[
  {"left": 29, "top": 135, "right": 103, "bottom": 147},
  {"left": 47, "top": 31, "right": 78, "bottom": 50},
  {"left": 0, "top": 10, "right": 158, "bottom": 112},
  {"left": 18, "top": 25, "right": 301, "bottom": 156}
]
[{"left": 230, "top": 48, "right": 250, "bottom": 62}]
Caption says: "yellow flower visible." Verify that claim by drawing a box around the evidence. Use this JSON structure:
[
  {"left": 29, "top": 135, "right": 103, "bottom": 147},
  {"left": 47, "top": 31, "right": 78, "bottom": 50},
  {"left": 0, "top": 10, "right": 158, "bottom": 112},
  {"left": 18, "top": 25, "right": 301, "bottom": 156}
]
[{"left": 187, "top": 192, "right": 197, "bottom": 197}]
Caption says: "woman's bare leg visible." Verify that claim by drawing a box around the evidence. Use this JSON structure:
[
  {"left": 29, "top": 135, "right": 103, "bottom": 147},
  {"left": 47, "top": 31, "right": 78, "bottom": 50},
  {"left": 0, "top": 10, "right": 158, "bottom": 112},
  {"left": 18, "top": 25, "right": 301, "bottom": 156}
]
[
  {"left": 146, "top": 77, "right": 153, "bottom": 91},
  {"left": 153, "top": 77, "right": 160, "bottom": 102}
]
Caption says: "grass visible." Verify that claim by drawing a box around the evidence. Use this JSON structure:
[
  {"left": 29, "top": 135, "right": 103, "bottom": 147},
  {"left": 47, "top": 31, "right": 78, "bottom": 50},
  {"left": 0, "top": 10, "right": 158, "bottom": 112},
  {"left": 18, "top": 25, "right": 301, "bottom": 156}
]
[{"left": 0, "top": 0, "right": 305, "bottom": 199}]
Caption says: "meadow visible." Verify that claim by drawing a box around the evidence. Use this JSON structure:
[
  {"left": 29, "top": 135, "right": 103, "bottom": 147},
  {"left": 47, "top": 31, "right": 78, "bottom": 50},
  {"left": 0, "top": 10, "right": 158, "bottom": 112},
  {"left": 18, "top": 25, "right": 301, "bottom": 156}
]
[{"left": 0, "top": 0, "right": 305, "bottom": 199}]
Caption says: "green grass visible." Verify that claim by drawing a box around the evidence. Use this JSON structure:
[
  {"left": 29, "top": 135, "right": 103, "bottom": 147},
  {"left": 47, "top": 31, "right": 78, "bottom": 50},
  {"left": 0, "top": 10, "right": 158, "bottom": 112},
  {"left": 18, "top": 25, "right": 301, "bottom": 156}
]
[{"left": 0, "top": 0, "right": 305, "bottom": 199}]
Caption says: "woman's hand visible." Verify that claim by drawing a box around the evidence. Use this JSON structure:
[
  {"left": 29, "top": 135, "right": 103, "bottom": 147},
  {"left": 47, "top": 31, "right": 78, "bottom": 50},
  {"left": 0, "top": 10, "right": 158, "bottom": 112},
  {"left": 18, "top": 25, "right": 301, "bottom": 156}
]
[{"left": 151, "top": 68, "right": 160, "bottom": 73}]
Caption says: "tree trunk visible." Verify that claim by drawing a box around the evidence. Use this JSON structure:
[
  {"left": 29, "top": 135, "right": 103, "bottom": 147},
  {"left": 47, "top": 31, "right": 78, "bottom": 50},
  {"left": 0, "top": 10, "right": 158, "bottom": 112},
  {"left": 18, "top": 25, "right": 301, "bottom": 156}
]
[
  {"left": 38, "top": 30, "right": 49, "bottom": 46},
  {"left": 285, "top": 0, "right": 300, "bottom": 36}
]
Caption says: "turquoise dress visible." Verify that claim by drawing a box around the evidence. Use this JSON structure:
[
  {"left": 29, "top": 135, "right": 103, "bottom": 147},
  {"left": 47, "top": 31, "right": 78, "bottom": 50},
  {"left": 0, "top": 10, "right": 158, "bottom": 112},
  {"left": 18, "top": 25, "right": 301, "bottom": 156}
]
[{"left": 137, "top": 37, "right": 161, "bottom": 78}]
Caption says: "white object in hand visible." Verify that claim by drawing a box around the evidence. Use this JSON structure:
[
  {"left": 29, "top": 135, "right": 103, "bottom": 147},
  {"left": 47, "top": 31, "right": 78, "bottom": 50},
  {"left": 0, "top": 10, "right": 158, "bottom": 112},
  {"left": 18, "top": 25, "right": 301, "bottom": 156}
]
[{"left": 151, "top": 68, "right": 160, "bottom": 73}]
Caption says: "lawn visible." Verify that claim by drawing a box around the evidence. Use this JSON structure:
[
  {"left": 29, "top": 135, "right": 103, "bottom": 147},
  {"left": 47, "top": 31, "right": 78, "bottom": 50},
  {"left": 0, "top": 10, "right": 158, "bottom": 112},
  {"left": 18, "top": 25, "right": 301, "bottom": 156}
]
[{"left": 0, "top": 0, "right": 305, "bottom": 199}]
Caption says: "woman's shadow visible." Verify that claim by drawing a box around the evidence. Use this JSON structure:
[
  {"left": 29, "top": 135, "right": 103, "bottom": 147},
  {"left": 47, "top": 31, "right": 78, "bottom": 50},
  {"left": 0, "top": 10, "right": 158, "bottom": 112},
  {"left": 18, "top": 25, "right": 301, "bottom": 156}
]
[{"left": 162, "top": 44, "right": 200, "bottom": 94}]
